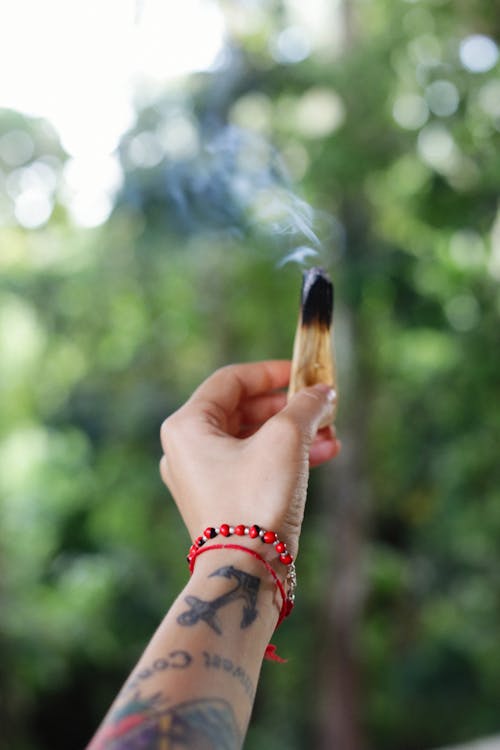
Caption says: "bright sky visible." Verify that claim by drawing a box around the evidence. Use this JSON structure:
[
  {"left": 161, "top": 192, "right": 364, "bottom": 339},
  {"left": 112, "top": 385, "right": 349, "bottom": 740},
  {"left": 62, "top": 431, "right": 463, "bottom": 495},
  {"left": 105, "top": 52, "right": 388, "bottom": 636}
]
[
  {"left": 0, "top": 1, "right": 497, "bottom": 230},
  {"left": 0, "top": 0, "right": 226, "bottom": 226},
  {"left": 0, "top": 0, "right": 225, "bottom": 156}
]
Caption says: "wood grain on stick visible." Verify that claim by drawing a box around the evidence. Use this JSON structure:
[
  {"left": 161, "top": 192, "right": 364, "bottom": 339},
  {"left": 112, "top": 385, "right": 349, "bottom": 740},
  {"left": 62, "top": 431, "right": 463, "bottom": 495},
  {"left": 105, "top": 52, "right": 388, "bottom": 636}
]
[{"left": 288, "top": 267, "right": 337, "bottom": 426}]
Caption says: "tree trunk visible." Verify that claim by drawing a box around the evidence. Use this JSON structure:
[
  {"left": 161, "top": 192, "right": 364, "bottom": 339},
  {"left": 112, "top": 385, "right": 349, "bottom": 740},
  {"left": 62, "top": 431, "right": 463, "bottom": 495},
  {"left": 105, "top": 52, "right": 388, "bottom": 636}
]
[
  {"left": 316, "top": 180, "right": 374, "bottom": 749},
  {"left": 316, "top": 306, "right": 371, "bottom": 750}
]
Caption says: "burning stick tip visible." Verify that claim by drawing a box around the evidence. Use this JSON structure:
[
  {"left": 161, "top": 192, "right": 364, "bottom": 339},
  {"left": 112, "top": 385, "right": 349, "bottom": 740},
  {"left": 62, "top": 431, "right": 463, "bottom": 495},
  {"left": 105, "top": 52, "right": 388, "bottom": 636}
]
[{"left": 301, "top": 266, "right": 334, "bottom": 329}]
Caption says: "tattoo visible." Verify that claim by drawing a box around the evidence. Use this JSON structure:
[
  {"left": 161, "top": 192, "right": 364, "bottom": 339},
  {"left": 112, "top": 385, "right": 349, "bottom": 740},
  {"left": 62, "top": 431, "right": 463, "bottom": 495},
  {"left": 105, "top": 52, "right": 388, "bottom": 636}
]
[
  {"left": 124, "top": 651, "right": 192, "bottom": 693},
  {"left": 177, "top": 565, "right": 260, "bottom": 634},
  {"left": 202, "top": 651, "right": 255, "bottom": 703},
  {"left": 91, "top": 695, "right": 241, "bottom": 749},
  {"left": 90, "top": 691, "right": 165, "bottom": 749}
]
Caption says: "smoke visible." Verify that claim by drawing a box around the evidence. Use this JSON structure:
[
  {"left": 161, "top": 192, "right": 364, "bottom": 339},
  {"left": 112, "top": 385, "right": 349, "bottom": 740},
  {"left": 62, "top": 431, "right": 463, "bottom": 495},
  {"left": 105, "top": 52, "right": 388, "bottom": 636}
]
[{"left": 118, "top": 121, "right": 343, "bottom": 268}]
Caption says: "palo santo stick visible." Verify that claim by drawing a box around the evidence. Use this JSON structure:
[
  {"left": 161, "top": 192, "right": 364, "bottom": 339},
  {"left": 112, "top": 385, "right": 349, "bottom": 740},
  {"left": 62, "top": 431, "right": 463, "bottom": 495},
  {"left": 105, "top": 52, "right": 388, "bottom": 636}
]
[{"left": 288, "top": 266, "right": 337, "bottom": 426}]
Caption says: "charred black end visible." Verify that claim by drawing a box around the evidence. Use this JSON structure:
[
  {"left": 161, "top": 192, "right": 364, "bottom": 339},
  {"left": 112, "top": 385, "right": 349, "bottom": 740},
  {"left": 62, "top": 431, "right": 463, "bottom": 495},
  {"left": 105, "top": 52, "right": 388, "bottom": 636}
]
[{"left": 300, "top": 267, "right": 333, "bottom": 328}]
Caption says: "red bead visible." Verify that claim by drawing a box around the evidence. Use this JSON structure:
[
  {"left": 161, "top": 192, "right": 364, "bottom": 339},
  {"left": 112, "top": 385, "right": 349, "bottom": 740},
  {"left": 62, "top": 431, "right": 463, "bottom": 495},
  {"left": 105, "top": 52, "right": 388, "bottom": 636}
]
[
  {"left": 280, "top": 553, "right": 293, "bottom": 565},
  {"left": 235, "top": 524, "right": 246, "bottom": 536},
  {"left": 263, "top": 531, "right": 277, "bottom": 544},
  {"left": 249, "top": 525, "right": 260, "bottom": 539},
  {"left": 195, "top": 536, "right": 205, "bottom": 547},
  {"left": 275, "top": 541, "right": 286, "bottom": 554},
  {"left": 204, "top": 527, "right": 216, "bottom": 539},
  {"left": 220, "top": 524, "right": 231, "bottom": 537}
]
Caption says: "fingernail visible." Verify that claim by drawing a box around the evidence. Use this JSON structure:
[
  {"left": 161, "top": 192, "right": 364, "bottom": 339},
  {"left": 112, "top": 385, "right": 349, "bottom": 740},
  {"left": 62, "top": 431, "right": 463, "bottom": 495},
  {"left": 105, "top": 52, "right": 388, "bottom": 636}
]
[{"left": 313, "top": 384, "right": 337, "bottom": 402}]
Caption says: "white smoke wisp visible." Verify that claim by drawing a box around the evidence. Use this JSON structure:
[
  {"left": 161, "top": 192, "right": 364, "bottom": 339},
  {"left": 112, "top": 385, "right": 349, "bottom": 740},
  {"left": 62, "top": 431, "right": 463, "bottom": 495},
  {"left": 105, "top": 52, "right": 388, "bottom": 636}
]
[
  {"left": 208, "top": 126, "right": 340, "bottom": 267},
  {"left": 277, "top": 245, "right": 321, "bottom": 268},
  {"left": 119, "top": 122, "right": 343, "bottom": 267}
]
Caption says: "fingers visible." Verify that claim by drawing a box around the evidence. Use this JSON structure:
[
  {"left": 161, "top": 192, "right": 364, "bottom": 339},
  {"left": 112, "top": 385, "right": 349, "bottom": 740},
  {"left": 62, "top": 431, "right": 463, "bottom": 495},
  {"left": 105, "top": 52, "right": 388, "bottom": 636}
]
[
  {"left": 160, "top": 361, "right": 291, "bottom": 451},
  {"left": 237, "top": 391, "right": 287, "bottom": 428},
  {"left": 188, "top": 361, "right": 291, "bottom": 422},
  {"left": 227, "top": 391, "right": 288, "bottom": 437},
  {"left": 309, "top": 427, "right": 341, "bottom": 467}
]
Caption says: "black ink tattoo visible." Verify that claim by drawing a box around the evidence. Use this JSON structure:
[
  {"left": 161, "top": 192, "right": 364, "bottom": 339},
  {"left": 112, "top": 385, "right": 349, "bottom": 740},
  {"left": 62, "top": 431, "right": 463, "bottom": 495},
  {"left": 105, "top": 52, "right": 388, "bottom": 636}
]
[
  {"left": 89, "top": 695, "right": 241, "bottom": 749},
  {"left": 202, "top": 651, "right": 255, "bottom": 703},
  {"left": 124, "top": 650, "right": 192, "bottom": 693},
  {"left": 177, "top": 565, "right": 260, "bottom": 634}
]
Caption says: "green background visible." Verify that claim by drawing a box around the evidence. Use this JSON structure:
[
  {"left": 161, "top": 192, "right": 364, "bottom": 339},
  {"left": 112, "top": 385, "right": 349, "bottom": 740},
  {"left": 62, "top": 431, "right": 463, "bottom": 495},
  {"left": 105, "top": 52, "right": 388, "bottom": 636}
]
[{"left": 1, "top": 1, "right": 499, "bottom": 748}]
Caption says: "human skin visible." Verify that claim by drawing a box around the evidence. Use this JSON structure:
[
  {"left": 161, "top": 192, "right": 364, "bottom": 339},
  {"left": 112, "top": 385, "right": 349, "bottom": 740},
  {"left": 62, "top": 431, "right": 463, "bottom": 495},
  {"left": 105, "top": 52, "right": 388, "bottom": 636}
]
[{"left": 87, "top": 360, "right": 339, "bottom": 749}]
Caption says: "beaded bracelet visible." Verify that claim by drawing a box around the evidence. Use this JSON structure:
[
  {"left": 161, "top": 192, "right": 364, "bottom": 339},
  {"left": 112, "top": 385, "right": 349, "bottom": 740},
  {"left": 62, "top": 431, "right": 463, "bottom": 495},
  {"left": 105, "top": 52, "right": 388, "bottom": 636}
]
[{"left": 187, "top": 524, "right": 294, "bottom": 567}]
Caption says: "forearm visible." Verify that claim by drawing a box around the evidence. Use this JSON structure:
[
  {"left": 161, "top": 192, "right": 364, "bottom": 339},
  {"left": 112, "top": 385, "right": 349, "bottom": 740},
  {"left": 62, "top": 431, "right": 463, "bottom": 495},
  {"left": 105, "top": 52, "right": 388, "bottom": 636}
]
[
  {"left": 87, "top": 547, "right": 281, "bottom": 749},
  {"left": 87, "top": 362, "right": 338, "bottom": 748}
]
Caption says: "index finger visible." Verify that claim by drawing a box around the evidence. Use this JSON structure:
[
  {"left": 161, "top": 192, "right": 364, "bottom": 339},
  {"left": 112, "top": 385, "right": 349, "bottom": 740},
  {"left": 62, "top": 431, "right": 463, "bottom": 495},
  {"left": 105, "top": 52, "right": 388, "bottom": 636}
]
[{"left": 189, "top": 360, "right": 291, "bottom": 417}]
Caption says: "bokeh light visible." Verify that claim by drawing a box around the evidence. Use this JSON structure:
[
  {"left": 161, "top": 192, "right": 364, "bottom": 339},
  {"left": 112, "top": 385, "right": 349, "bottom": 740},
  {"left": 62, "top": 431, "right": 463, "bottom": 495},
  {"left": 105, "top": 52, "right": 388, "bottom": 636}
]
[
  {"left": 14, "top": 189, "right": 53, "bottom": 229},
  {"left": 425, "top": 80, "right": 460, "bottom": 117},
  {"left": 477, "top": 79, "right": 500, "bottom": 121},
  {"left": 0, "top": 130, "right": 34, "bottom": 166},
  {"left": 393, "top": 93, "right": 429, "bottom": 130},
  {"left": 62, "top": 154, "right": 123, "bottom": 227},
  {"left": 293, "top": 87, "right": 345, "bottom": 138},
  {"left": 127, "top": 131, "right": 165, "bottom": 168},
  {"left": 230, "top": 93, "right": 274, "bottom": 136},
  {"left": 270, "top": 26, "right": 312, "bottom": 64},
  {"left": 444, "top": 293, "right": 480, "bottom": 332},
  {"left": 459, "top": 34, "right": 499, "bottom": 73},
  {"left": 417, "top": 123, "right": 457, "bottom": 172},
  {"left": 159, "top": 114, "right": 200, "bottom": 160},
  {"left": 449, "top": 229, "right": 486, "bottom": 269}
]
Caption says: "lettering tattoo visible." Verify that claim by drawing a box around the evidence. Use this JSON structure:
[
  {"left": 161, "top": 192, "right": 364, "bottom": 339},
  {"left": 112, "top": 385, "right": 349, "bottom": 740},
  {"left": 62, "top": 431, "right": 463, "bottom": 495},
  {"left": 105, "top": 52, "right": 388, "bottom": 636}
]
[
  {"left": 123, "top": 650, "right": 192, "bottom": 694},
  {"left": 177, "top": 565, "right": 260, "bottom": 634},
  {"left": 120, "top": 650, "right": 254, "bottom": 706},
  {"left": 202, "top": 651, "right": 255, "bottom": 703},
  {"left": 90, "top": 694, "right": 241, "bottom": 750}
]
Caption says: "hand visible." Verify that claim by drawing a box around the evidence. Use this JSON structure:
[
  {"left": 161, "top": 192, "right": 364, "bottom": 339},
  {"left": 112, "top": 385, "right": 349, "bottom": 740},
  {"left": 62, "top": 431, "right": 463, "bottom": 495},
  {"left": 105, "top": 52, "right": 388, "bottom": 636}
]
[{"left": 159, "top": 360, "right": 340, "bottom": 558}]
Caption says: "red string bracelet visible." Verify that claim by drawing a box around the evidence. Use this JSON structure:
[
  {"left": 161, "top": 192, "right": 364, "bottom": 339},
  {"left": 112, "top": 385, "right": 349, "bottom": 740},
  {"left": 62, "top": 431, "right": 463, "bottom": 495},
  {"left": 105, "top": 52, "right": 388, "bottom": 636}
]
[
  {"left": 189, "top": 543, "right": 293, "bottom": 627},
  {"left": 189, "top": 544, "right": 292, "bottom": 663}
]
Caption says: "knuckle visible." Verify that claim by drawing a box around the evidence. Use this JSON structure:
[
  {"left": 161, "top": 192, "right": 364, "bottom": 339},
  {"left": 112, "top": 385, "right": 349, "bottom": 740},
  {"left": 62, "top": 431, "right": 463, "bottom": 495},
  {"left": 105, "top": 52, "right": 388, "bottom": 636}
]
[
  {"left": 160, "top": 416, "right": 172, "bottom": 441},
  {"left": 212, "top": 363, "right": 240, "bottom": 385},
  {"left": 212, "top": 364, "right": 234, "bottom": 380},
  {"left": 159, "top": 455, "right": 169, "bottom": 482},
  {"left": 160, "top": 413, "right": 181, "bottom": 446},
  {"left": 161, "top": 407, "right": 200, "bottom": 451}
]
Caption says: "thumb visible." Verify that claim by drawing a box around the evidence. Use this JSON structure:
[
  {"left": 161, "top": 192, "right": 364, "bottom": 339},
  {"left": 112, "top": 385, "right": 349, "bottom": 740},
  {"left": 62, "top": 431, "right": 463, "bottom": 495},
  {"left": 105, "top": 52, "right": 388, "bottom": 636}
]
[{"left": 279, "top": 384, "right": 336, "bottom": 441}]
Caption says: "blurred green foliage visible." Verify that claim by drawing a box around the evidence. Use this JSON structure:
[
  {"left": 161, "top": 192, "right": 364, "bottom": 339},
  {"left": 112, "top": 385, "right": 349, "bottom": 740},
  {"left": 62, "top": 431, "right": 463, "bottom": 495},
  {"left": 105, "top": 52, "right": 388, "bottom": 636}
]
[{"left": 1, "top": 1, "right": 500, "bottom": 748}]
